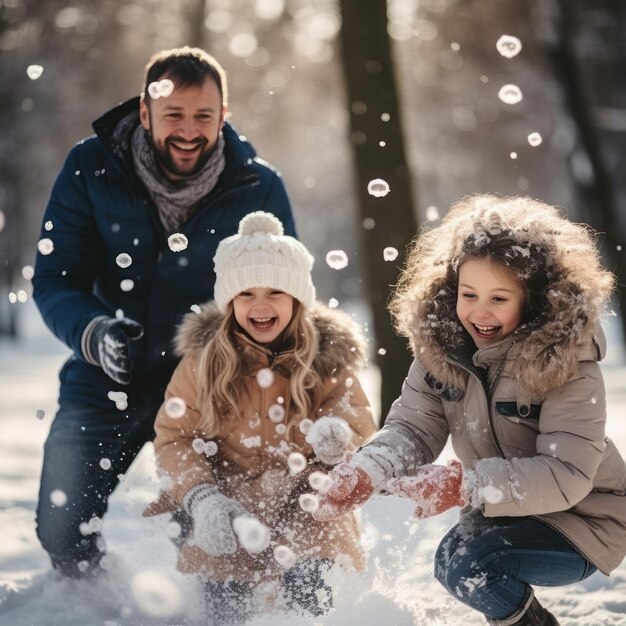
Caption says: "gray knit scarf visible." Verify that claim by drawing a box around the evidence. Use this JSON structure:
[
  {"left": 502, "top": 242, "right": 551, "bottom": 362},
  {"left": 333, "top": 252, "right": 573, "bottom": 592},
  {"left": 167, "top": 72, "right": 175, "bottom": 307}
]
[{"left": 131, "top": 125, "right": 226, "bottom": 234}]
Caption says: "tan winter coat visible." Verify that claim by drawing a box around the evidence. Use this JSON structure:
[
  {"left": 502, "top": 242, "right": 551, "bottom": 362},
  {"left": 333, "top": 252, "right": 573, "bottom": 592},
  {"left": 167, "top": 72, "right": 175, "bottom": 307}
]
[
  {"left": 369, "top": 197, "right": 626, "bottom": 575},
  {"left": 145, "top": 303, "right": 376, "bottom": 582}
]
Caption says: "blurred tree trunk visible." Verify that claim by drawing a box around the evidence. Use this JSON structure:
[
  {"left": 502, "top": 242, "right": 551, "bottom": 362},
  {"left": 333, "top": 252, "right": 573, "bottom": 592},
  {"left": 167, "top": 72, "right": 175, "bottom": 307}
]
[
  {"left": 185, "top": 0, "right": 207, "bottom": 49},
  {"left": 338, "top": 0, "right": 417, "bottom": 423},
  {"left": 544, "top": 0, "right": 626, "bottom": 338}
]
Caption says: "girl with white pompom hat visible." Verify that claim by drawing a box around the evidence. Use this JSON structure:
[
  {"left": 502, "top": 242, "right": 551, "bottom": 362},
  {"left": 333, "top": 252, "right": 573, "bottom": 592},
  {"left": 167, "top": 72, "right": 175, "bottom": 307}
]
[{"left": 145, "top": 211, "right": 376, "bottom": 624}]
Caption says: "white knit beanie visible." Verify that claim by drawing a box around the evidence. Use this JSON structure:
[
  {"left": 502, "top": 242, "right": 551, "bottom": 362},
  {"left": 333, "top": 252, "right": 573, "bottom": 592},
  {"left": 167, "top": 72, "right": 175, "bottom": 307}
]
[{"left": 213, "top": 211, "right": 316, "bottom": 311}]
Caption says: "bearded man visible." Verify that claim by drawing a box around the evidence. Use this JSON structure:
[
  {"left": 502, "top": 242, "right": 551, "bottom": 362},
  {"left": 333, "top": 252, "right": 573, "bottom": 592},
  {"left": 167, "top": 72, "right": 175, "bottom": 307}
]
[{"left": 32, "top": 47, "right": 296, "bottom": 578}]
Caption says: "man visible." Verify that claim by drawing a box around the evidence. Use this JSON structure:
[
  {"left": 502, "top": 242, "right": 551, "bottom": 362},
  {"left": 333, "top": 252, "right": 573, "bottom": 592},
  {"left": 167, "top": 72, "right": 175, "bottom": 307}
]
[{"left": 32, "top": 47, "right": 296, "bottom": 578}]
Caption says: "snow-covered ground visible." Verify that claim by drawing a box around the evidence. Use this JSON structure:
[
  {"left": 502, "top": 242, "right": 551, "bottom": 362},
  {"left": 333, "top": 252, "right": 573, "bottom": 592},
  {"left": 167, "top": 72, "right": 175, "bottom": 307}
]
[{"left": 1, "top": 307, "right": 625, "bottom": 626}]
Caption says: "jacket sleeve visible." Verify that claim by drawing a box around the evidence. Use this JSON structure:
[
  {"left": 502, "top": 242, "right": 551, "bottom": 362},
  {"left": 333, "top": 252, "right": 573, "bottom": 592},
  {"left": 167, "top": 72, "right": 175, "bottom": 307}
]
[
  {"left": 316, "top": 369, "right": 377, "bottom": 447},
  {"left": 153, "top": 355, "right": 216, "bottom": 506},
  {"left": 476, "top": 361, "right": 608, "bottom": 517},
  {"left": 363, "top": 359, "right": 451, "bottom": 474},
  {"left": 32, "top": 144, "right": 109, "bottom": 358}
]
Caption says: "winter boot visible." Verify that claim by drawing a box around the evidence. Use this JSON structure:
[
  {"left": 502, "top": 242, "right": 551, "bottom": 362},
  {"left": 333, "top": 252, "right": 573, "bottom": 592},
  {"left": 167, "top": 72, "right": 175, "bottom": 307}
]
[{"left": 485, "top": 594, "right": 560, "bottom": 626}]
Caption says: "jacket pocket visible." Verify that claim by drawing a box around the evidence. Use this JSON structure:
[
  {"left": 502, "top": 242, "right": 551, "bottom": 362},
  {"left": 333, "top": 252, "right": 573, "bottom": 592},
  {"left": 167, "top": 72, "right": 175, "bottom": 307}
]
[
  {"left": 424, "top": 372, "right": 464, "bottom": 402},
  {"left": 495, "top": 401, "right": 542, "bottom": 421}
]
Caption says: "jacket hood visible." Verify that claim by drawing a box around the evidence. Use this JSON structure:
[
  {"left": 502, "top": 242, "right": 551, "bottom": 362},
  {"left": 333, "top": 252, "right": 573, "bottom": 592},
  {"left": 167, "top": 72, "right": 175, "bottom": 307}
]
[
  {"left": 174, "top": 301, "right": 368, "bottom": 376},
  {"left": 393, "top": 195, "right": 614, "bottom": 398}
]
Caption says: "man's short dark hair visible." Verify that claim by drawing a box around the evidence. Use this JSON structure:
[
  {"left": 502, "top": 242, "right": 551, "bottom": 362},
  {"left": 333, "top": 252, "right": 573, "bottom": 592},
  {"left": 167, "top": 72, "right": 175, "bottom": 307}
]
[{"left": 141, "top": 46, "right": 228, "bottom": 107}]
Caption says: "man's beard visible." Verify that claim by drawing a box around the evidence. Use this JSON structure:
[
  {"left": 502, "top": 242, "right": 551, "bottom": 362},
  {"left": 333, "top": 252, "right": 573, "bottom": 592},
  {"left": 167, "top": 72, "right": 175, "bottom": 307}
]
[{"left": 146, "top": 132, "right": 216, "bottom": 180}]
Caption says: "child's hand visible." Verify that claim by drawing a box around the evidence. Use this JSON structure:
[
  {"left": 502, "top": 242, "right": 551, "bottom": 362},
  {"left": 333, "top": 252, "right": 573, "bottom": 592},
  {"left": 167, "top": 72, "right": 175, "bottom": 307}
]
[
  {"left": 184, "top": 484, "right": 250, "bottom": 556},
  {"left": 312, "top": 460, "right": 374, "bottom": 521},
  {"left": 387, "top": 460, "right": 465, "bottom": 519},
  {"left": 306, "top": 416, "right": 353, "bottom": 465}
]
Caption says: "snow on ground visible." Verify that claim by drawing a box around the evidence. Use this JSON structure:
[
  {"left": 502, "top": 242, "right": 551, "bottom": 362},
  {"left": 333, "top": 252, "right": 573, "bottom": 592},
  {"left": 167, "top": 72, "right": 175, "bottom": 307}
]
[{"left": 1, "top": 309, "right": 625, "bottom": 625}]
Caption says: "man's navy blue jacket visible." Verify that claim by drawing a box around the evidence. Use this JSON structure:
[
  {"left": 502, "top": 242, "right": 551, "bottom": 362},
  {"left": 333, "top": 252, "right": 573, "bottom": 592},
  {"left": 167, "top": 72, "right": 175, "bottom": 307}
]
[{"left": 33, "top": 97, "right": 296, "bottom": 401}]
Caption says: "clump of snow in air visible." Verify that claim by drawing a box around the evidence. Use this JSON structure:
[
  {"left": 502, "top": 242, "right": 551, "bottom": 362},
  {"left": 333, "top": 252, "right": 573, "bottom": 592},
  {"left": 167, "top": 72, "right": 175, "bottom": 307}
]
[
  {"left": 383, "top": 247, "right": 399, "bottom": 262},
  {"left": 204, "top": 441, "right": 218, "bottom": 456},
  {"left": 22, "top": 265, "right": 34, "bottom": 280},
  {"left": 298, "top": 493, "right": 319, "bottom": 512},
  {"left": 367, "top": 178, "right": 390, "bottom": 197},
  {"left": 510, "top": 152, "right": 518, "bottom": 160},
  {"left": 362, "top": 217, "right": 375, "bottom": 229},
  {"left": 8, "top": 293, "right": 17, "bottom": 304},
  {"left": 268, "top": 404, "right": 285, "bottom": 423},
  {"left": 37, "top": 238, "right": 54, "bottom": 255},
  {"left": 130, "top": 569, "right": 183, "bottom": 619},
  {"left": 309, "top": 471, "right": 332, "bottom": 492},
  {"left": 147, "top": 79, "right": 174, "bottom": 100},
  {"left": 49, "top": 489, "right": 67, "bottom": 507},
  {"left": 496, "top": 34, "right": 522, "bottom": 59},
  {"left": 242, "top": 435, "right": 261, "bottom": 449},
  {"left": 44, "top": 220, "right": 53, "bottom": 231},
  {"left": 192, "top": 438, "right": 206, "bottom": 454},
  {"left": 425, "top": 205, "right": 440, "bottom": 221},
  {"left": 498, "top": 84, "right": 523, "bottom": 105},
  {"left": 528, "top": 132, "right": 543, "bottom": 147},
  {"left": 27, "top": 64, "right": 44, "bottom": 80},
  {"left": 120, "top": 279, "right": 134, "bottom": 292},
  {"left": 167, "top": 233, "right": 188, "bottom": 252},
  {"left": 287, "top": 452, "right": 307, "bottom": 474},
  {"left": 115, "top": 253, "right": 132, "bottom": 268},
  {"left": 99, "top": 458, "right": 112, "bottom": 470},
  {"left": 328, "top": 298, "right": 339, "bottom": 309},
  {"left": 164, "top": 397, "right": 186, "bottom": 419},
  {"left": 275, "top": 423, "right": 287, "bottom": 435},
  {"left": 273, "top": 544, "right": 297, "bottom": 568},
  {"left": 80, "top": 516, "right": 103, "bottom": 536},
  {"left": 190, "top": 303, "right": 201, "bottom": 313},
  {"left": 378, "top": 347, "right": 387, "bottom": 355},
  {"left": 326, "top": 250, "right": 349, "bottom": 270},
  {"left": 256, "top": 368, "right": 274, "bottom": 388},
  {"left": 299, "top": 418, "right": 313, "bottom": 434},
  {"left": 107, "top": 390, "right": 128, "bottom": 410},
  {"left": 233, "top": 516, "right": 270, "bottom": 554}
]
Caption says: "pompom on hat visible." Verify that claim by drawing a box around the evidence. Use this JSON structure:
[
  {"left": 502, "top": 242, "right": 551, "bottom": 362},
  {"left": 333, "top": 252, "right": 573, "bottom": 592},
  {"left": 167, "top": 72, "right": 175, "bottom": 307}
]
[{"left": 213, "top": 211, "right": 316, "bottom": 311}]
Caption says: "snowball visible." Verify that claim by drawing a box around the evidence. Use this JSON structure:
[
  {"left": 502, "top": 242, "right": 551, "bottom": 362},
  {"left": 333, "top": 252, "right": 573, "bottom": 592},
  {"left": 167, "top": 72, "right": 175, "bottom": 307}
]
[
  {"left": 325, "top": 250, "right": 349, "bottom": 270},
  {"left": 99, "top": 458, "right": 112, "bottom": 470},
  {"left": 268, "top": 404, "right": 285, "bottom": 422},
  {"left": 107, "top": 391, "right": 128, "bottom": 411},
  {"left": 37, "top": 238, "right": 54, "bottom": 255},
  {"left": 497, "top": 84, "right": 523, "bottom": 105},
  {"left": 367, "top": 178, "right": 390, "bottom": 197},
  {"left": 496, "top": 34, "right": 522, "bottom": 59},
  {"left": 273, "top": 545, "right": 297, "bottom": 568},
  {"left": 298, "top": 493, "right": 319, "bottom": 512},
  {"left": 287, "top": 452, "right": 307, "bottom": 474},
  {"left": 308, "top": 471, "right": 332, "bottom": 493},
  {"left": 167, "top": 233, "right": 188, "bottom": 252},
  {"left": 50, "top": 489, "right": 67, "bottom": 507},
  {"left": 256, "top": 368, "right": 274, "bottom": 388},
  {"left": 299, "top": 418, "right": 314, "bottom": 435},
  {"left": 233, "top": 516, "right": 270, "bottom": 554},
  {"left": 164, "top": 397, "right": 186, "bottom": 419},
  {"left": 115, "top": 253, "right": 133, "bottom": 268}
]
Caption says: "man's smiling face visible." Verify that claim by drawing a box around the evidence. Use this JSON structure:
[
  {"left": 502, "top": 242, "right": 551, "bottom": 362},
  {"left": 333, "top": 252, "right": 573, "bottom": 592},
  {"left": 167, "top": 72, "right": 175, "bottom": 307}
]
[{"left": 139, "top": 76, "right": 225, "bottom": 182}]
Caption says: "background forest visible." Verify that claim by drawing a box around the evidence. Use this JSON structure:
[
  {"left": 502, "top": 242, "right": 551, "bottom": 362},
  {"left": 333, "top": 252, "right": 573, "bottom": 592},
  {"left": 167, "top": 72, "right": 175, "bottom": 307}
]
[{"left": 1, "top": 0, "right": 625, "bottom": 413}]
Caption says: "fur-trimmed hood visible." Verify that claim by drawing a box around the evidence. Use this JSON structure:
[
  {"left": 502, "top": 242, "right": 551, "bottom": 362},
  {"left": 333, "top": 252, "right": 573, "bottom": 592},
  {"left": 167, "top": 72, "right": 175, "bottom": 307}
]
[
  {"left": 391, "top": 195, "right": 614, "bottom": 398},
  {"left": 173, "top": 300, "right": 367, "bottom": 377}
]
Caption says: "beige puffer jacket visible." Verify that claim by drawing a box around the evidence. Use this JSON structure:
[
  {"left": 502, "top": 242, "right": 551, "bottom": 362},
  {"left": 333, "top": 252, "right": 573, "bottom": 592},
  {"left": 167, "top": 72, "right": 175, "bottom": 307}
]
[
  {"left": 366, "top": 197, "right": 626, "bottom": 574},
  {"left": 145, "top": 302, "right": 376, "bottom": 582}
]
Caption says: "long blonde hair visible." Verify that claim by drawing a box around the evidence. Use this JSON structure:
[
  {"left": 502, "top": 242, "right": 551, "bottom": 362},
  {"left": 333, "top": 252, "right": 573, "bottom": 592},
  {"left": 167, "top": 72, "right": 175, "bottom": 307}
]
[{"left": 195, "top": 300, "right": 323, "bottom": 435}]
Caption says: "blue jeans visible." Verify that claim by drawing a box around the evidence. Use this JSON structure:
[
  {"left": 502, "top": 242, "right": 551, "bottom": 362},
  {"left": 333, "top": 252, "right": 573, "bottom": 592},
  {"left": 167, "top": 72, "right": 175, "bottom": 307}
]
[
  {"left": 434, "top": 511, "right": 597, "bottom": 620},
  {"left": 35, "top": 359, "right": 165, "bottom": 577},
  {"left": 204, "top": 559, "right": 333, "bottom": 625}
]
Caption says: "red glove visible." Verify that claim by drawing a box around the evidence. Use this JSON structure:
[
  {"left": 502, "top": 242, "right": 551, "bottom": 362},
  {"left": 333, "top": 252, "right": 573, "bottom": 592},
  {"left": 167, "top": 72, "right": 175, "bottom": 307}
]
[
  {"left": 312, "top": 461, "right": 374, "bottom": 521},
  {"left": 387, "top": 460, "right": 464, "bottom": 519}
]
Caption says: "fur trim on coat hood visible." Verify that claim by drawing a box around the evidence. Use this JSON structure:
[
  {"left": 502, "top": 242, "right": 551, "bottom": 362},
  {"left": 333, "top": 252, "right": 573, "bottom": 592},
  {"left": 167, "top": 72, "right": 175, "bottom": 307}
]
[
  {"left": 390, "top": 195, "right": 614, "bottom": 398},
  {"left": 173, "top": 300, "right": 367, "bottom": 377}
]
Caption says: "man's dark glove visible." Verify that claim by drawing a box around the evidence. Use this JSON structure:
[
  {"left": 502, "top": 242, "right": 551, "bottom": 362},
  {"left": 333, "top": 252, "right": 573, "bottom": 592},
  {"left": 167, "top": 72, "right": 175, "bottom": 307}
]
[{"left": 83, "top": 316, "right": 144, "bottom": 385}]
